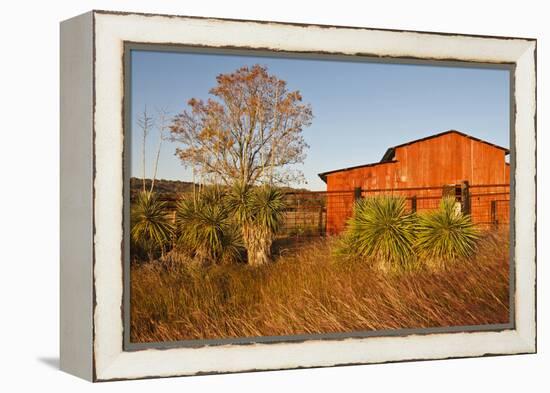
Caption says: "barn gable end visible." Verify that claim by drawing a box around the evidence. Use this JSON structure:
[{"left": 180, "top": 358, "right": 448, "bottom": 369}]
[{"left": 319, "top": 130, "right": 509, "bottom": 188}]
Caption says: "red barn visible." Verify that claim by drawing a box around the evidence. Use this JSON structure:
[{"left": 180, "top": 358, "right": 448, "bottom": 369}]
[{"left": 318, "top": 130, "right": 510, "bottom": 234}]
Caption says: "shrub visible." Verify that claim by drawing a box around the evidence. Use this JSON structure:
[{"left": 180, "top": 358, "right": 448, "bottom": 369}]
[
  {"left": 339, "top": 195, "right": 417, "bottom": 270},
  {"left": 250, "top": 185, "right": 286, "bottom": 233},
  {"left": 175, "top": 186, "right": 242, "bottom": 265},
  {"left": 130, "top": 191, "right": 173, "bottom": 261},
  {"left": 415, "top": 196, "right": 480, "bottom": 266},
  {"left": 226, "top": 183, "right": 286, "bottom": 266}
]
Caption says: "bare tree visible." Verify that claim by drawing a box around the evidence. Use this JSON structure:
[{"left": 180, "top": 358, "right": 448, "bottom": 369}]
[{"left": 169, "top": 64, "right": 313, "bottom": 187}]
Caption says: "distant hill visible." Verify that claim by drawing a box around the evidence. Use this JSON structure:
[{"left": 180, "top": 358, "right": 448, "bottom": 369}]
[
  {"left": 130, "top": 178, "right": 196, "bottom": 200},
  {"left": 130, "top": 177, "right": 315, "bottom": 200}
]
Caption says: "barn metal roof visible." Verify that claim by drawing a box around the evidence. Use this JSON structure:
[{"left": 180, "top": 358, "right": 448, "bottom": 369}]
[
  {"left": 317, "top": 161, "right": 398, "bottom": 183},
  {"left": 318, "top": 130, "right": 509, "bottom": 183}
]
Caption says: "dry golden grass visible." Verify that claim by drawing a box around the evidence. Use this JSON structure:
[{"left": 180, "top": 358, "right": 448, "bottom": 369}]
[{"left": 130, "top": 230, "right": 509, "bottom": 343}]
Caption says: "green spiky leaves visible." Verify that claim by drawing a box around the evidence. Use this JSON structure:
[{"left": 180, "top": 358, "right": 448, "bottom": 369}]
[
  {"left": 340, "top": 195, "right": 480, "bottom": 270},
  {"left": 131, "top": 191, "right": 173, "bottom": 259},
  {"left": 175, "top": 187, "right": 243, "bottom": 264},
  {"left": 343, "top": 196, "right": 417, "bottom": 267},
  {"left": 416, "top": 196, "right": 480, "bottom": 262},
  {"left": 225, "top": 183, "right": 287, "bottom": 266}
]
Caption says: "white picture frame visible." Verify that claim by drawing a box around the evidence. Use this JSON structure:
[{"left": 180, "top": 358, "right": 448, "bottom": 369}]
[{"left": 60, "top": 10, "right": 536, "bottom": 382}]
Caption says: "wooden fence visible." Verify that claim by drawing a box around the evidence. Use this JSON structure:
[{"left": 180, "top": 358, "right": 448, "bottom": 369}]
[{"left": 288, "top": 182, "right": 510, "bottom": 236}]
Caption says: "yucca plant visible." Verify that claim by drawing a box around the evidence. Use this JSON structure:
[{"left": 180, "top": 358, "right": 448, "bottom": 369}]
[
  {"left": 175, "top": 186, "right": 242, "bottom": 265},
  {"left": 131, "top": 191, "right": 173, "bottom": 261},
  {"left": 226, "top": 183, "right": 286, "bottom": 266},
  {"left": 415, "top": 196, "right": 480, "bottom": 267},
  {"left": 339, "top": 195, "right": 417, "bottom": 271}
]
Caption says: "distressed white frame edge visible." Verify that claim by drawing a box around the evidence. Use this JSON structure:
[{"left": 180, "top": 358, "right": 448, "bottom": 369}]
[
  {"left": 60, "top": 11, "right": 94, "bottom": 381},
  {"left": 89, "top": 11, "right": 535, "bottom": 381}
]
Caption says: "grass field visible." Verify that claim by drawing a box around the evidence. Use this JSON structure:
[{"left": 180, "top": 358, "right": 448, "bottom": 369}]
[{"left": 130, "top": 230, "right": 509, "bottom": 343}]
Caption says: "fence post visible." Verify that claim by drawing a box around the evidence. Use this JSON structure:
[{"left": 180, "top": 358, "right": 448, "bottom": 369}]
[
  {"left": 461, "top": 181, "right": 471, "bottom": 215},
  {"left": 318, "top": 203, "right": 324, "bottom": 236},
  {"left": 294, "top": 193, "right": 298, "bottom": 237},
  {"left": 411, "top": 195, "right": 417, "bottom": 213},
  {"left": 354, "top": 187, "right": 362, "bottom": 202},
  {"left": 491, "top": 200, "right": 497, "bottom": 228}
]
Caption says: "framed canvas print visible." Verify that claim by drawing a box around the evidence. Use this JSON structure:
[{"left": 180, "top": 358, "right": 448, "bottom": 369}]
[{"left": 60, "top": 10, "right": 537, "bottom": 382}]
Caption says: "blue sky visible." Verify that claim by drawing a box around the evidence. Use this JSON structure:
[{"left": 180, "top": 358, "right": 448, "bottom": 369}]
[{"left": 130, "top": 49, "right": 510, "bottom": 191}]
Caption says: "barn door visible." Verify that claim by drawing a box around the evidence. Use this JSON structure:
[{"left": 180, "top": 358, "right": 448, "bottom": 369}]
[
  {"left": 442, "top": 184, "right": 458, "bottom": 199},
  {"left": 442, "top": 182, "right": 470, "bottom": 215}
]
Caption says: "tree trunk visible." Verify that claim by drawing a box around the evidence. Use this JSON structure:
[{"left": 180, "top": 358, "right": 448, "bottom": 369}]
[{"left": 243, "top": 224, "right": 273, "bottom": 266}]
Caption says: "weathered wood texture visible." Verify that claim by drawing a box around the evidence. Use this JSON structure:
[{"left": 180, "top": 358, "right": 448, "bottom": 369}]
[{"left": 322, "top": 131, "right": 510, "bottom": 234}]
